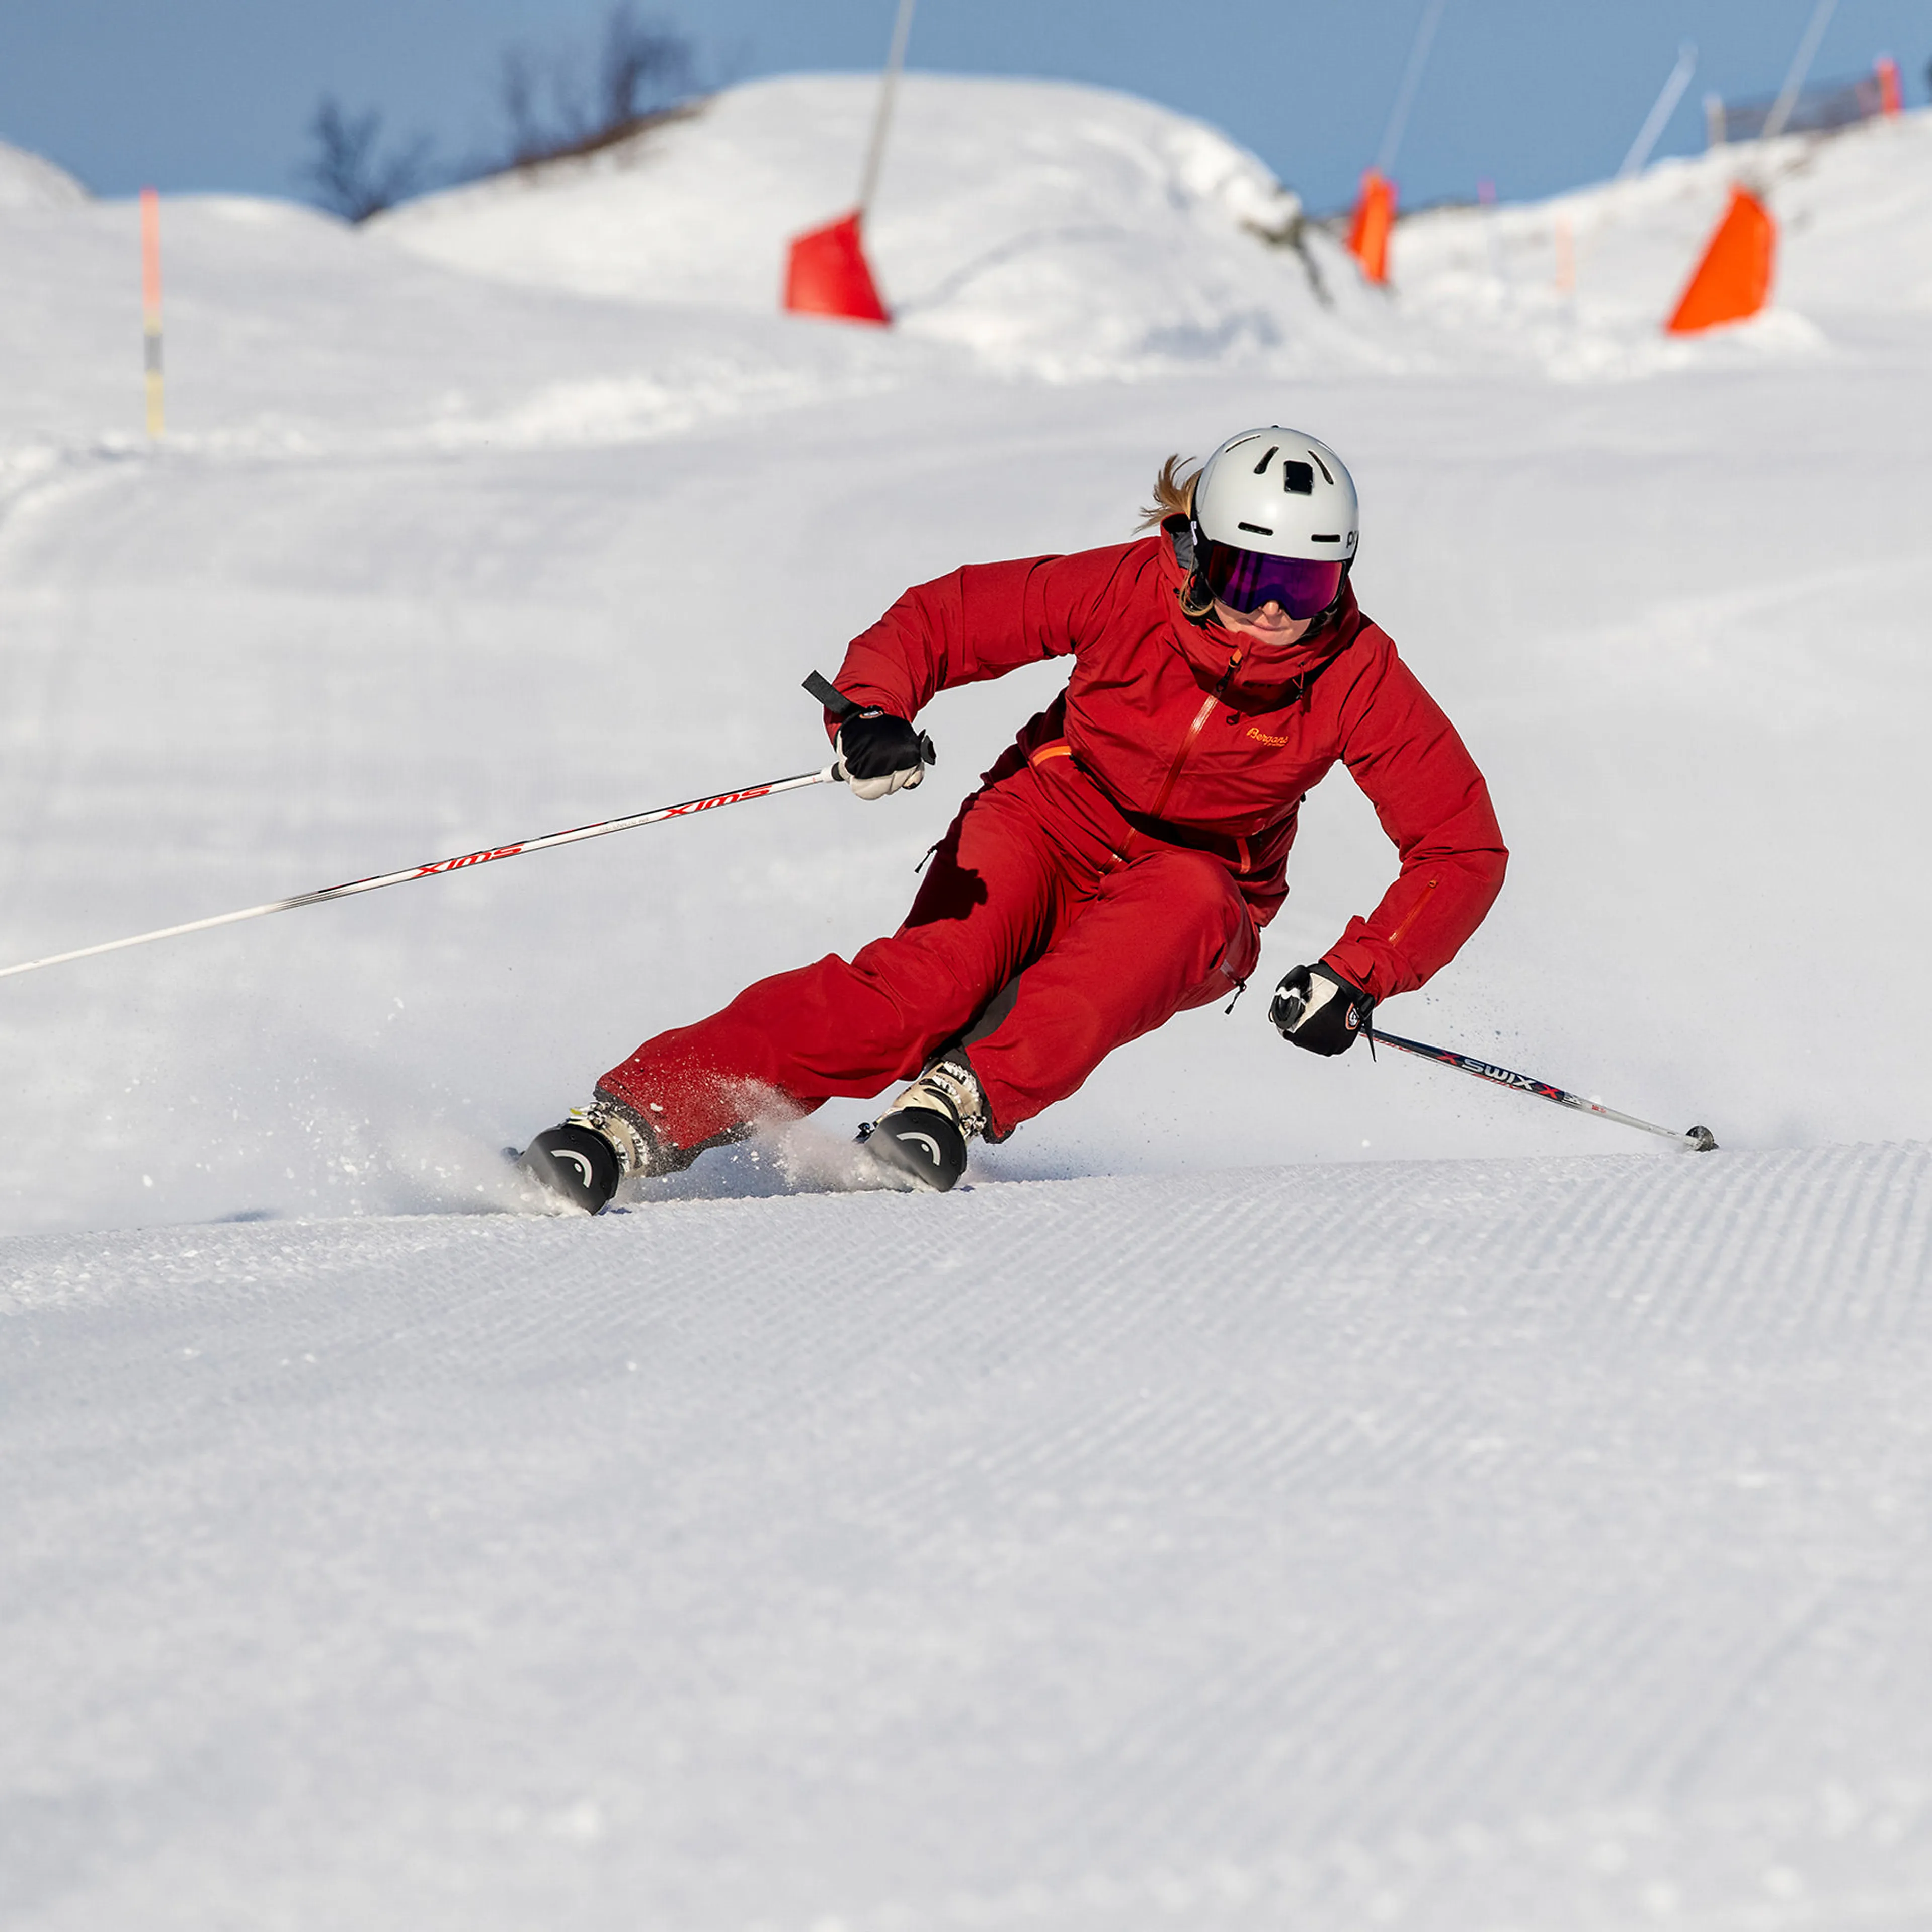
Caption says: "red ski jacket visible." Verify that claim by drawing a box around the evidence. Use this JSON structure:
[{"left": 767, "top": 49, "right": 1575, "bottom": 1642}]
[{"left": 831, "top": 523, "right": 1506, "bottom": 1002}]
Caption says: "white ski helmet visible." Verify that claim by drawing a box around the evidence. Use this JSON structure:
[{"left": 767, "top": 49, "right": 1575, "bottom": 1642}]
[
  {"left": 1193, "top": 427, "right": 1359, "bottom": 562},
  {"left": 1190, "top": 428, "right": 1359, "bottom": 622}
]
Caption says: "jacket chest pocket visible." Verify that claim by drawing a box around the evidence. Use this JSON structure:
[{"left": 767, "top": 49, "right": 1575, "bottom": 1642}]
[{"left": 1201, "top": 719, "right": 1323, "bottom": 795}]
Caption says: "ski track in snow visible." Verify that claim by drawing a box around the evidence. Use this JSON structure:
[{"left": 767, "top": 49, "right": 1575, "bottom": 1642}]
[
  {"left": 7, "top": 1143, "right": 1932, "bottom": 1927},
  {"left": 4, "top": 73, "right": 1932, "bottom": 1931}
]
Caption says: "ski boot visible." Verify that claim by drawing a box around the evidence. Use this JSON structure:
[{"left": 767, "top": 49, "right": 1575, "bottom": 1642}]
[
  {"left": 859, "top": 1057, "right": 986, "bottom": 1193},
  {"left": 517, "top": 1091, "right": 666, "bottom": 1215}
]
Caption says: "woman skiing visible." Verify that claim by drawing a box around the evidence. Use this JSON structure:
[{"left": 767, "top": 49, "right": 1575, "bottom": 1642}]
[{"left": 520, "top": 426, "right": 1507, "bottom": 1211}]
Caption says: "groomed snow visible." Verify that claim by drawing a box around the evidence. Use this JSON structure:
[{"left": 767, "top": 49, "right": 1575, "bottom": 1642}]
[
  {"left": 10, "top": 1144, "right": 1932, "bottom": 1925},
  {"left": 2, "top": 72, "right": 1929, "bottom": 1928}
]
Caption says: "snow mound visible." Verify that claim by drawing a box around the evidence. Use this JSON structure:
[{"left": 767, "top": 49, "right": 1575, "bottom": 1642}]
[
  {"left": 0, "top": 136, "right": 85, "bottom": 209},
  {"left": 379, "top": 74, "right": 1396, "bottom": 380}
]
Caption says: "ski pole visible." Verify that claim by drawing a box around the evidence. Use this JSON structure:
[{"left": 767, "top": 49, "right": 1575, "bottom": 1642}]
[
  {"left": 0, "top": 766, "right": 837, "bottom": 982},
  {"left": 1371, "top": 1026, "right": 1718, "bottom": 1152}
]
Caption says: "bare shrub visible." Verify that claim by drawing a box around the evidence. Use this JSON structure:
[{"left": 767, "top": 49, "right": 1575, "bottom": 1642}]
[
  {"left": 298, "top": 98, "right": 432, "bottom": 222},
  {"left": 497, "top": 5, "right": 696, "bottom": 168}
]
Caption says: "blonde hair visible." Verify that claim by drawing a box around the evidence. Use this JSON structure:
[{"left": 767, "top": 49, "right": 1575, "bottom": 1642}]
[{"left": 1137, "top": 454, "right": 1199, "bottom": 531}]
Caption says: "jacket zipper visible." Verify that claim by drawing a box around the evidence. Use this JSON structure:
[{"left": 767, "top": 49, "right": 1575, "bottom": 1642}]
[
  {"left": 1386, "top": 877, "right": 1438, "bottom": 948},
  {"left": 1148, "top": 647, "right": 1242, "bottom": 823}
]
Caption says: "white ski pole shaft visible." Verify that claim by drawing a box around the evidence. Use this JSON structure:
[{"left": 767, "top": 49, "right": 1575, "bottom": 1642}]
[
  {"left": 1371, "top": 1026, "right": 1718, "bottom": 1151},
  {"left": 0, "top": 767, "right": 837, "bottom": 982}
]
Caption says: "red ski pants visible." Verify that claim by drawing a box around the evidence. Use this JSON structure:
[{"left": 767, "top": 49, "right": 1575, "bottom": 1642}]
[{"left": 598, "top": 764, "right": 1261, "bottom": 1150}]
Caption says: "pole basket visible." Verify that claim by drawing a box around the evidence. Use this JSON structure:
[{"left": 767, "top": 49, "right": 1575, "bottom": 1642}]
[
  {"left": 784, "top": 211, "right": 891, "bottom": 325},
  {"left": 1665, "top": 184, "right": 1776, "bottom": 334},
  {"left": 1347, "top": 170, "right": 1397, "bottom": 285}
]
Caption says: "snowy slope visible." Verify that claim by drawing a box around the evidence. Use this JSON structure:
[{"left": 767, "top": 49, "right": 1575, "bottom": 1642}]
[
  {"left": 2, "top": 330, "right": 1925, "bottom": 1228},
  {"left": 0, "top": 190, "right": 916, "bottom": 471},
  {"left": 8, "top": 1143, "right": 1932, "bottom": 1926},
  {"left": 2, "top": 72, "right": 1931, "bottom": 1931}
]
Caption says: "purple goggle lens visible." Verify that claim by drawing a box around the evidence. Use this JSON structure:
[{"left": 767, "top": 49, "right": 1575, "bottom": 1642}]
[{"left": 1200, "top": 539, "right": 1345, "bottom": 619}]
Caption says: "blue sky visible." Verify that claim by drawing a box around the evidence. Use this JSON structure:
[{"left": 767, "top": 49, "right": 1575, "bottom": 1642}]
[{"left": 1, "top": 1, "right": 1925, "bottom": 214}]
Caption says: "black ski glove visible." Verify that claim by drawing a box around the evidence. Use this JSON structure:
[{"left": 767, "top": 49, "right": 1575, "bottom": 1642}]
[
  {"left": 1271, "top": 963, "right": 1375, "bottom": 1056},
  {"left": 835, "top": 708, "right": 937, "bottom": 800}
]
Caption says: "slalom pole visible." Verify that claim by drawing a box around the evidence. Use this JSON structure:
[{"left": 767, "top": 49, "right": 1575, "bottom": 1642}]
[
  {"left": 1762, "top": 0, "right": 1839, "bottom": 143},
  {"left": 855, "top": 0, "right": 918, "bottom": 222},
  {"left": 1618, "top": 42, "right": 1698, "bottom": 180},
  {"left": 1374, "top": 0, "right": 1450, "bottom": 180},
  {"left": 1370, "top": 1026, "right": 1718, "bottom": 1151},
  {"left": 140, "top": 187, "right": 164, "bottom": 439},
  {"left": 0, "top": 766, "right": 837, "bottom": 983}
]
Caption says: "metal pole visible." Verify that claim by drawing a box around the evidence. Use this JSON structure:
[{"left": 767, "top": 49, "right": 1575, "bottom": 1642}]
[
  {"left": 1763, "top": 0, "right": 1839, "bottom": 142},
  {"left": 856, "top": 0, "right": 918, "bottom": 221},
  {"left": 0, "top": 767, "right": 837, "bottom": 982},
  {"left": 1375, "top": 0, "right": 1450, "bottom": 180},
  {"left": 1371, "top": 1026, "right": 1718, "bottom": 1151},
  {"left": 1620, "top": 43, "right": 1698, "bottom": 178}
]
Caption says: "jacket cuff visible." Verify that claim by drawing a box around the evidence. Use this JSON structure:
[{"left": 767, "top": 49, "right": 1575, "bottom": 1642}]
[{"left": 1317, "top": 943, "right": 1381, "bottom": 1003}]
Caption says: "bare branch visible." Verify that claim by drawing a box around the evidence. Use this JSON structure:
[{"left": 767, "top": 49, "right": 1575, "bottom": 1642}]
[
  {"left": 600, "top": 5, "right": 693, "bottom": 128},
  {"left": 493, "top": 6, "right": 697, "bottom": 170},
  {"left": 297, "top": 97, "right": 431, "bottom": 222}
]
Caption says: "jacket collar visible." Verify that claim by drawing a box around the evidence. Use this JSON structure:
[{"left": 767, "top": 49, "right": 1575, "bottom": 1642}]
[{"left": 1157, "top": 521, "right": 1362, "bottom": 694}]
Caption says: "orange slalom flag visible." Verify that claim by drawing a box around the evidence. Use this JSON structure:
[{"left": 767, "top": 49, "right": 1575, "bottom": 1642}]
[
  {"left": 1347, "top": 169, "right": 1397, "bottom": 285},
  {"left": 784, "top": 211, "right": 890, "bottom": 326},
  {"left": 1665, "top": 184, "right": 1776, "bottom": 334},
  {"left": 1876, "top": 56, "right": 1903, "bottom": 116}
]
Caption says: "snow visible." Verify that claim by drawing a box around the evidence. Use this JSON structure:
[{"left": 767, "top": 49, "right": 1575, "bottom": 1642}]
[
  {"left": 11, "top": 1144, "right": 1932, "bottom": 1925},
  {"left": 2, "top": 71, "right": 1930, "bottom": 1927},
  {"left": 377, "top": 75, "right": 1385, "bottom": 381},
  {"left": 0, "top": 137, "right": 85, "bottom": 211},
  {"left": 1393, "top": 108, "right": 1932, "bottom": 375}
]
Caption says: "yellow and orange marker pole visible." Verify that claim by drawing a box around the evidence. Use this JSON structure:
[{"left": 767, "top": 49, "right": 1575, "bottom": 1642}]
[
  {"left": 1554, "top": 213, "right": 1576, "bottom": 296},
  {"left": 140, "top": 187, "right": 164, "bottom": 439}
]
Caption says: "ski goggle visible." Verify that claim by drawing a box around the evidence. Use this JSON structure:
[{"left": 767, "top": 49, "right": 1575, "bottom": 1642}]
[{"left": 1199, "top": 538, "right": 1347, "bottom": 619}]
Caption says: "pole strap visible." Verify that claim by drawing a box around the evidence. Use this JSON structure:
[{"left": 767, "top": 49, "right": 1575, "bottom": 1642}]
[{"left": 802, "top": 670, "right": 860, "bottom": 720}]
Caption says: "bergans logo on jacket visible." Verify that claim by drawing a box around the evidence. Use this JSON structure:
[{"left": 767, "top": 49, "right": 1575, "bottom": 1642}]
[{"left": 831, "top": 526, "right": 1506, "bottom": 1003}]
